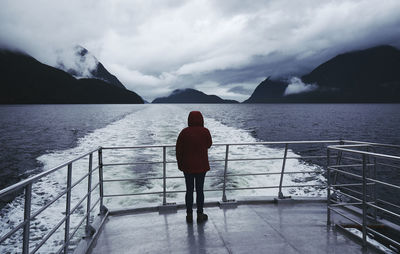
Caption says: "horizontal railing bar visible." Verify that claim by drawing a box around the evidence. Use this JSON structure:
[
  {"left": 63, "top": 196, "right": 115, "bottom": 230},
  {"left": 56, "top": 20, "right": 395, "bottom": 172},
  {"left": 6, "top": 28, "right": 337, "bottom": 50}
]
[
  {"left": 70, "top": 189, "right": 94, "bottom": 216},
  {"left": 104, "top": 184, "right": 327, "bottom": 198},
  {"left": 376, "top": 161, "right": 400, "bottom": 170},
  {"left": 102, "top": 155, "right": 327, "bottom": 167},
  {"left": 337, "top": 187, "right": 372, "bottom": 200},
  {"left": 328, "top": 146, "right": 400, "bottom": 161},
  {"left": 68, "top": 212, "right": 89, "bottom": 245},
  {"left": 31, "top": 191, "right": 66, "bottom": 220},
  {"left": 225, "top": 171, "right": 323, "bottom": 177},
  {"left": 330, "top": 144, "right": 372, "bottom": 148},
  {"left": 342, "top": 156, "right": 363, "bottom": 162},
  {"left": 330, "top": 202, "right": 363, "bottom": 207},
  {"left": 103, "top": 177, "right": 164, "bottom": 182},
  {"left": 0, "top": 220, "right": 26, "bottom": 244},
  {"left": 339, "top": 186, "right": 377, "bottom": 201},
  {"left": 0, "top": 148, "right": 99, "bottom": 197},
  {"left": 30, "top": 172, "right": 98, "bottom": 220},
  {"left": 329, "top": 207, "right": 362, "bottom": 226},
  {"left": 329, "top": 188, "right": 362, "bottom": 202},
  {"left": 377, "top": 199, "right": 400, "bottom": 210},
  {"left": 367, "top": 203, "right": 400, "bottom": 219},
  {"left": 227, "top": 184, "right": 326, "bottom": 191},
  {"left": 331, "top": 183, "right": 374, "bottom": 188},
  {"left": 101, "top": 140, "right": 342, "bottom": 150},
  {"left": 55, "top": 241, "right": 64, "bottom": 254},
  {"left": 104, "top": 191, "right": 164, "bottom": 197},
  {"left": 342, "top": 140, "right": 400, "bottom": 149},
  {"left": 103, "top": 170, "right": 324, "bottom": 183},
  {"left": 30, "top": 182, "right": 100, "bottom": 252},
  {"left": 70, "top": 170, "right": 92, "bottom": 191},
  {"left": 329, "top": 168, "right": 363, "bottom": 179},
  {"left": 365, "top": 177, "right": 400, "bottom": 190},
  {"left": 329, "top": 163, "right": 375, "bottom": 168},
  {"left": 89, "top": 197, "right": 101, "bottom": 214},
  {"left": 103, "top": 161, "right": 163, "bottom": 166},
  {"left": 366, "top": 226, "right": 400, "bottom": 248},
  {"left": 55, "top": 199, "right": 101, "bottom": 254},
  {"left": 3, "top": 140, "right": 397, "bottom": 200},
  {"left": 31, "top": 215, "right": 68, "bottom": 254},
  {"left": 0, "top": 183, "right": 99, "bottom": 247},
  {"left": 221, "top": 156, "right": 325, "bottom": 162}
]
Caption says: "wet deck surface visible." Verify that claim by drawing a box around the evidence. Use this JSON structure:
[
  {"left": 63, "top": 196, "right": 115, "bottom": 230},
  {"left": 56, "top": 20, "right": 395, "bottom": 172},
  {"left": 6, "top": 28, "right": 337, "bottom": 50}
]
[{"left": 92, "top": 202, "right": 377, "bottom": 253}]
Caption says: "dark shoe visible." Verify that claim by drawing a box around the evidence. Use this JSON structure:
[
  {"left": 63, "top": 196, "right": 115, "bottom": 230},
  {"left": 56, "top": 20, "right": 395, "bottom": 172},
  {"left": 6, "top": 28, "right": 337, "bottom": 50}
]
[
  {"left": 197, "top": 213, "right": 208, "bottom": 223},
  {"left": 186, "top": 214, "right": 193, "bottom": 223}
]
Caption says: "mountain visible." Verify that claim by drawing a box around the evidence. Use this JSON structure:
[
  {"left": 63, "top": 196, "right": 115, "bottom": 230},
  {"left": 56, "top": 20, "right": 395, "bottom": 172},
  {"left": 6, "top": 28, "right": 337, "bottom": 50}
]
[
  {"left": 0, "top": 50, "right": 144, "bottom": 104},
  {"left": 244, "top": 45, "right": 400, "bottom": 103},
  {"left": 57, "top": 45, "right": 126, "bottom": 89},
  {"left": 301, "top": 45, "right": 400, "bottom": 102},
  {"left": 152, "top": 89, "right": 239, "bottom": 103},
  {"left": 243, "top": 77, "right": 287, "bottom": 103}
]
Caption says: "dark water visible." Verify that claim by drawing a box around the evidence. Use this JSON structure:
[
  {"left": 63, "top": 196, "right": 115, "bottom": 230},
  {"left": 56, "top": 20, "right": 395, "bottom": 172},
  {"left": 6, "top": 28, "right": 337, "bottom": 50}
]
[
  {"left": 0, "top": 104, "right": 145, "bottom": 192},
  {"left": 1, "top": 103, "right": 400, "bottom": 252},
  {"left": 1, "top": 103, "right": 400, "bottom": 193}
]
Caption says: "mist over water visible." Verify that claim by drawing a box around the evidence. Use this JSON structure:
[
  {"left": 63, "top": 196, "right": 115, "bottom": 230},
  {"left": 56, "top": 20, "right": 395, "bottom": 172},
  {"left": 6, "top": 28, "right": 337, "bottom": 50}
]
[{"left": 1, "top": 103, "right": 400, "bottom": 253}]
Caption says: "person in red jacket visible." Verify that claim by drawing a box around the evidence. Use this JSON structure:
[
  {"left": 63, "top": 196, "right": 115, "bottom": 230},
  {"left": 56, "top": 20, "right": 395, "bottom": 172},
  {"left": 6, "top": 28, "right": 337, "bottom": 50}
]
[{"left": 176, "top": 111, "right": 212, "bottom": 223}]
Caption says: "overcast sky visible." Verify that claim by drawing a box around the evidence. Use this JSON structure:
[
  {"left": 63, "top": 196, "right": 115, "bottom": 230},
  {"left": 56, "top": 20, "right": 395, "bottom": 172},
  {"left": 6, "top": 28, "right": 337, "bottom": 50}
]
[{"left": 1, "top": 0, "right": 400, "bottom": 101}]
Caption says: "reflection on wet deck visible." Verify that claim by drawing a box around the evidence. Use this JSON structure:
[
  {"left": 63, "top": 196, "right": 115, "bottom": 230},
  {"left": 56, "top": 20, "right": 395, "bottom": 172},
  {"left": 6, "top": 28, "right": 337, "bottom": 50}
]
[{"left": 91, "top": 202, "right": 377, "bottom": 253}]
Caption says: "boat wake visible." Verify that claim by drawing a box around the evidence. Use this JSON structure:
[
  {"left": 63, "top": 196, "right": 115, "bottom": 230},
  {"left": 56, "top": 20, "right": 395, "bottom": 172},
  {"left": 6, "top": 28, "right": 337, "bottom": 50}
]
[{"left": 0, "top": 105, "right": 325, "bottom": 253}]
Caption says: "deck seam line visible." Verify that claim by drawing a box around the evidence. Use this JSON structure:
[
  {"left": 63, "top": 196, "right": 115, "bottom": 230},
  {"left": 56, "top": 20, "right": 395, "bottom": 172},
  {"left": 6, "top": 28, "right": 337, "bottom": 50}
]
[
  {"left": 249, "top": 205, "right": 302, "bottom": 254},
  {"left": 209, "top": 214, "right": 233, "bottom": 254}
]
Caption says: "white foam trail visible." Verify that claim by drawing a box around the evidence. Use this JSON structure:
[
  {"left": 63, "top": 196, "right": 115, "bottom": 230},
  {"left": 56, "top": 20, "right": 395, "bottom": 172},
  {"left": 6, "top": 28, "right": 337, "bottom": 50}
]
[{"left": 0, "top": 104, "right": 325, "bottom": 253}]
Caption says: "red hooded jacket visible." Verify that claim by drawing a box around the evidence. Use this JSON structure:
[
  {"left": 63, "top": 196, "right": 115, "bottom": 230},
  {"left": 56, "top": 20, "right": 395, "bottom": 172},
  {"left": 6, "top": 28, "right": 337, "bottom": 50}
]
[{"left": 176, "top": 111, "right": 212, "bottom": 173}]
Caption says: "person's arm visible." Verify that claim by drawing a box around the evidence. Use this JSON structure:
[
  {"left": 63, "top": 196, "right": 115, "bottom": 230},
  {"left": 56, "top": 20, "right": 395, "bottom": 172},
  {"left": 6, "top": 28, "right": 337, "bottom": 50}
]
[
  {"left": 206, "top": 128, "right": 212, "bottom": 148},
  {"left": 176, "top": 131, "right": 185, "bottom": 171}
]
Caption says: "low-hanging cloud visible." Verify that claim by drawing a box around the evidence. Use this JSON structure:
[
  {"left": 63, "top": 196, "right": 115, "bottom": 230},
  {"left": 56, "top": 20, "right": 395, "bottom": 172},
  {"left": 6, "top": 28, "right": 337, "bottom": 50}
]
[
  {"left": 1, "top": 0, "right": 400, "bottom": 101},
  {"left": 56, "top": 46, "right": 99, "bottom": 78},
  {"left": 284, "top": 77, "right": 318, "bottom": 96}
]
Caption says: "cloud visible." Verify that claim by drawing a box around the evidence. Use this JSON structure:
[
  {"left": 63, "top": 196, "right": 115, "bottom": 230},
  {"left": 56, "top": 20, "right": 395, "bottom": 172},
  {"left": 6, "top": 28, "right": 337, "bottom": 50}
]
[
  {"left": 284, "top": 77, "right": 318, "bottom": 96},
  {"left": 56, "top": 46, "right": 99, "bottom": 78},
  {"left": 1, "top": 0, "right": 400, "bottom": 100}
]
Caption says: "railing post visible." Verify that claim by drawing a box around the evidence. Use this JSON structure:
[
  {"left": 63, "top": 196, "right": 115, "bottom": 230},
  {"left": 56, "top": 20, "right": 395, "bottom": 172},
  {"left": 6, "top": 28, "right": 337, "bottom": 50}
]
[
  {"left": 98, "top": 148, "right": 107, "bottom": 214},
  {"left": 278, "top": 143, "right": 288, "bottom": 199},
  {"left": 86, "top": 153, "right": 94, "bottom": 237},
  {"left": 332, "top": 140, "right": 344, "bottom": 185},
  {"left": 64, "top": 163, "right": 72, "bottom": 254},
  {"left": 22, "top": 183, "right": 32, "bottom": 254},
  {"left": 367, "top": 147, "right": 378, "bottom": 222},
  {"left": 327, "top": 148, "right": 331, "bottom": 226},
  {"left": 162, "top": 146, "right": 167, "bottom": 205},
  {"left": 361, "top": 154, "right": 368, "bottom": 249},
  {"left": 222, "top": 145, "right": 229, "bottom": 202},
  {"left": 372, "top": 154, "right": 377, "bottom": 221}
]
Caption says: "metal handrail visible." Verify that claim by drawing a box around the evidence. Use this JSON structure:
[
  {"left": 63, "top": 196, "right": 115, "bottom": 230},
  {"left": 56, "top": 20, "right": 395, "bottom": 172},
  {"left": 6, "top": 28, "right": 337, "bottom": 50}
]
[
  {"left": 327, "top": 144, "right": 400, "bottom": 251},
  {"left": 0, "top": 149, "right": 101, "bottom": 254},
  {"left": 2, "top": 139, "right": 399, "bottom": 253},
  {"left": 100, "top": 140, "right": 341, "bottom": 205}
]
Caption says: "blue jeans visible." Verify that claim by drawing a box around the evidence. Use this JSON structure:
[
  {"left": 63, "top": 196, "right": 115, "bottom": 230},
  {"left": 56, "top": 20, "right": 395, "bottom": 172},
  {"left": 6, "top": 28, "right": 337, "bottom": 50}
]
[{"left": 184, "top": 172, "right": 206, "bottom": 214}]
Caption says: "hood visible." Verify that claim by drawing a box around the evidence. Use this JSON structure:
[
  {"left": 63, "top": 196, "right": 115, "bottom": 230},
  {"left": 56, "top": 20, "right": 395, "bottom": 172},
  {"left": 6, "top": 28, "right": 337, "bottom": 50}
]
[{"left": 188, "top": 111, "right": 204, "bottom": 127}]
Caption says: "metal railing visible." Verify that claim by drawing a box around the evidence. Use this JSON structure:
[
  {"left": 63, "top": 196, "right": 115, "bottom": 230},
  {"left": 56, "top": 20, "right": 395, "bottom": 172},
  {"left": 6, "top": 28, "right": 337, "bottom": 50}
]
[
  {"left": 0, "top": 148, "right": 102, "bottom": 254},
  {"left": 1, "top": 139, "right": 399, "bottom": 253},
  {"left": 327, "top": 143, "right": 400, "bottom": 251},
  {"left": 99, "top": 140, "right": 341, "bottom": 206}
]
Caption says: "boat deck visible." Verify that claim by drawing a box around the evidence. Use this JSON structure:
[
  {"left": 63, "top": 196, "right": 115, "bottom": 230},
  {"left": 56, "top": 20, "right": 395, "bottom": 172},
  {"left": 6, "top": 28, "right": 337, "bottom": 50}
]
[{"left": 90, "top": 201, "right": 377, "bottom": 254}]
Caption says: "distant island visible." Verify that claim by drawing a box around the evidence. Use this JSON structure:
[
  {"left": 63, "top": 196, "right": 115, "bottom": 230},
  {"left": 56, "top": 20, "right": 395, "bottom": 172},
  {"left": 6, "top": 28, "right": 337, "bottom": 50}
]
[
  {"left": 152, "top": 88, "right": 239, "bottom": 103},
  {"left": 244, "top": 45, "right": 400, "bottom": 103},
  {"left": 0, "top": 49, "right": 143, "bottom": 104}
]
